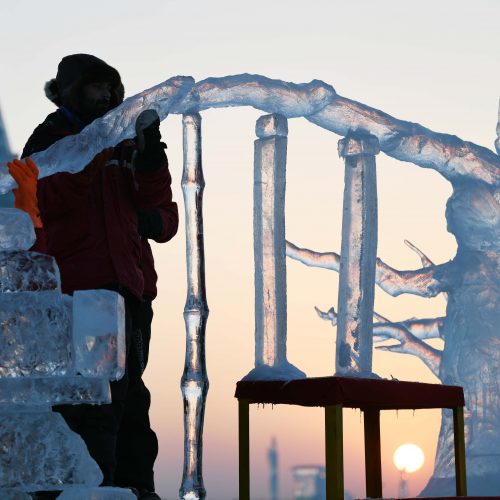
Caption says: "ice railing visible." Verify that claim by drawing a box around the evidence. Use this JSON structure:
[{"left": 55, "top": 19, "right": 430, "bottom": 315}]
[{"left": 1, "top": 75, "right": 499, "bottom": 499}]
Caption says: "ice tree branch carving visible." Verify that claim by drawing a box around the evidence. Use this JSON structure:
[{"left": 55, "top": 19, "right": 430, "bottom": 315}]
[
  {"left": 286, "top": 240, "right": 448, "bottom": 298},
  {"left": 315, "top": 304, "right": 444, "bottom": 376},
  {"left": 373, "top": 322, "right": 442, "bottom": 377}
]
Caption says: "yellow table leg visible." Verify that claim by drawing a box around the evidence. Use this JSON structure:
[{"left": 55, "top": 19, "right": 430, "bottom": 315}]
[
  {"left": 453, "top": 406, "right": 467, "bottom": 496},
  {"left": 363, "top": 408, "right": 383, "bottom": 498},
  {"left": 325, "top": 405, "right": 344, "bottom": 500},
  {"left": 239, "top": 399, "right": 250, "bottom": 500}
]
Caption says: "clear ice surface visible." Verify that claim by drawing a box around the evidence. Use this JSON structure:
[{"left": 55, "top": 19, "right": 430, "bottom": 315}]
[
  {"left": 0, "top": 490, "right": 31, "bottom": 499},
  {"left": 0, "top": 377, "right": 110, "bottom": 406},
  {"left": 244, "top": 114, "right": 305, "bottom": 381},
  {"left": 72, "top": 290, "right": 126, "bottom": 380},
  {"left": 0, "top": 411, "right": 102, "bottom": 490},
  {"left": 0, "top": 291, "right": 71, "bottom": 377},
  {"left": 0, "top": 209, "right": 35, "bottom": 251},
  {"left": 57, "top": 487, "right": 136, "bottom": 499},
  {"left": 180, "top": 113, "right": 209, "bottom": 500},
  {"left": 335, "top": 133, "right": 379, "bottom": 375},
  {"left": 0, "top": 251, "right": 60, "bottom": 292}
]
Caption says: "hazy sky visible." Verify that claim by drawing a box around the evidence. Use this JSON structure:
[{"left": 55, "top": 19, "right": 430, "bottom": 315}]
[{"left": 1, "top": 1, "right": 499, "bottom": 498}]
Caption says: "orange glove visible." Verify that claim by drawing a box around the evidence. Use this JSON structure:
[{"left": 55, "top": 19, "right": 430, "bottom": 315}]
[{"left": 6, "top": 158, "right": 43, "bottom": 228}]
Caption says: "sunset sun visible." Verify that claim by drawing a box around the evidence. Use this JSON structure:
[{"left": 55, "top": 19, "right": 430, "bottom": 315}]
[{"left": 393, "top": 444, "right": 425, "bottom": 473}]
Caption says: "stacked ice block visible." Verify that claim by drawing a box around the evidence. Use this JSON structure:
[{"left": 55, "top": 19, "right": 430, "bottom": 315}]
[{"left": 0, "top": 208, "right": 134, "bottom": 499}]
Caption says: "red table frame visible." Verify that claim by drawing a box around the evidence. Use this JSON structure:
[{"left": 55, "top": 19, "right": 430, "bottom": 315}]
[{"left": 235, "top": 376, "right": 467, "bottom": 500}]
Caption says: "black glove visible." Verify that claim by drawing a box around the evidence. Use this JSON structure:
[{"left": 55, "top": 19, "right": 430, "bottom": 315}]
[
  {"left": 137, "top": 209, "right": 163, "bottom": 240},
  {"left": 134, "top": 109, "right": 167, "bottom": 174}
]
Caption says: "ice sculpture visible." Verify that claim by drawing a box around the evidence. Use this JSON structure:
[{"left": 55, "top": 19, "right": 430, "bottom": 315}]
[
  {"left": 2, "top": 72, "right": 497, "bottom": 496},
  {"left": 0, "top": 76, "right": 195, "bottom": 194},
  {"left": 0, "top": 208, "right": 132, "bottom": 498},
  {"left": 243, "top": 113, "right": 305, "bottom": 381},
  {"left": 180, "top": 113, "right": 209, "bottom": 500},
  {"left": 286, "top": 149, "right": 499, "bottom": 494},
  {"left": 336, "top": 132, "right": 380, "bottom": 375}
]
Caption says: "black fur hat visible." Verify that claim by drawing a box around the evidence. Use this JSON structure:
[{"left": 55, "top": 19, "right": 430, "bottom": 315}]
[{"left": 44, "top": 54, "right": 124, "bottom": 110}]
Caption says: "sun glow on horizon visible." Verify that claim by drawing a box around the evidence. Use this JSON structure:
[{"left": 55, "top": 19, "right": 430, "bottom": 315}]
[{"left": 393, "top": 444, "right": 425, "bottom": 474}]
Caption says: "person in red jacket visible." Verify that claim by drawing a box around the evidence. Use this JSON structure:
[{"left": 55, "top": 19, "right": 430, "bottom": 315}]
[{"left": 21, "top": 54, "right": 178, "bottom": 500}]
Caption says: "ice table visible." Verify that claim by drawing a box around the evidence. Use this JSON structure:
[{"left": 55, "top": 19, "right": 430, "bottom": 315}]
[{"left": 235, "top": 376, "right": 466, "bottom": 500}]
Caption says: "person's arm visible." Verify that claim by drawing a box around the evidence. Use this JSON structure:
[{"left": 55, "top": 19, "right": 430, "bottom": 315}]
[{"left": 131, "top": 111, "right": 179, "bottom": 243}]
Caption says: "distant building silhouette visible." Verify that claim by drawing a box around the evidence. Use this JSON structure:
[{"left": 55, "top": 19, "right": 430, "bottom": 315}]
[
  {"left": 0, "top": 105, "right": 15, "bottom": 207},
  {"left": 268, "top": 437, "right": 279, "bottom": 500},
  {"left": 291, "top": 465, "right": 326, "bottom": 500}
]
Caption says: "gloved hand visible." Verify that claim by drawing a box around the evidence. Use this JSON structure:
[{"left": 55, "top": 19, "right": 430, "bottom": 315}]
[
  {"left": 7, "top": 158, "right": 43, "bottom": 228},
  {"left": 134, "top": 109, "right": 167, "bottom": 174},
  {"left": 137, "top": 209, "right": 163, "bottom": 240}
]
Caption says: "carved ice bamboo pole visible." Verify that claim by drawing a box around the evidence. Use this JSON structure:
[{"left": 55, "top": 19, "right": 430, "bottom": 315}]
[
  {"left": 180, "top": 113, "right": 209, "bottom": 500},
  {"left": 335, "top": 132, "right": 380, "bottom": 375},
  {"left": 245, "top": 114, "right": 305, "bottom": 380}
]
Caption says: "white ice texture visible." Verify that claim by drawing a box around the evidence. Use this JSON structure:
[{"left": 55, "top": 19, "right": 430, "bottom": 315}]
[
  {"left": 0, "top": 411, "right": 102, "bottom": 491},
  {"left": 0, "top": 251, "right": 60, "bottom": 292},
  {"left": 0, "top": 490, "right": 31, "bottom": 499},
  {"left": 0, "top": 290, "right": 71, "bottom": 377},
  {"left": 335, "top": 133, "right": 379, "bottom": 376},
  {"left": 0, "top": 377, "right": 110, "bottom": 407},
  {"left": 0, "top": 209, "right": 35, "bottom": 251},
  {"left": 244, "top": 114, "right": 306, "bottom": 381},
  {"left": 57, "top": 487, "right": 136, "bottom": 499},
  {"left": 72, "top": 289, "right": 126, "bottom": 380}
]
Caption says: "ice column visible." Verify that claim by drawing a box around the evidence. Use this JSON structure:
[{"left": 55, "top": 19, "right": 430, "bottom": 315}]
[
  {"left": 244, "top": 114, "right": 305, "bottom": 380},
  {"left": 180, "top": 113, "right": 209, "bottom": 500},
  {"left": 336, "top": 132, "right": 380, "bottom": 375}
]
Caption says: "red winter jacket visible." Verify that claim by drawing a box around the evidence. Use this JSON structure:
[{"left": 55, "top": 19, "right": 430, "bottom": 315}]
[{"left": 23, "top": 109, "right": 178, "bottom": 300}]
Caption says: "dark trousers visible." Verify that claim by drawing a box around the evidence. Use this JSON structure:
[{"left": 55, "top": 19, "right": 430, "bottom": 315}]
[{"left": 55, "top": 296, "right": 158, "bottom": 491}]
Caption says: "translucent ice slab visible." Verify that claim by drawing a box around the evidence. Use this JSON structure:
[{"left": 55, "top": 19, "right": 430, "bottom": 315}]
[
  {"left": 0, "top": 251, "right": 60, "bottom": 292},
  {"left": 0, "top": 411, "right": 102, "bottom": 491},
  {"left": 58, "top": 487, "right": 136, "bottom": 499},
  {"left": 0, "top": 209, "right": 35, "bottom": 251},
  {"left": 72, "top": 290, "right": 126, "bottom": 380},
  {"left": 0, "top": 490, "right": 31, "bottom": 499},
  {"left": 0, "top": 377, "right": 111, "bottom": 406},
  {"left": 0, "top": 291, "right": 71, "bottom": 377}
]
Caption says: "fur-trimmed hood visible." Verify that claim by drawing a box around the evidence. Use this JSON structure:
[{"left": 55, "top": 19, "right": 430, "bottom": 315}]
[{"left": 44, "top": 54, "right": 124, "bottom": 110}]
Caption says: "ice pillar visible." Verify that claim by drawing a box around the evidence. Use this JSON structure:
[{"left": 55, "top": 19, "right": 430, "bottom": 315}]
[
  {"left": 180, "top": 113, "right": 209, "bottom": 500},
  {"left": 335, "top": 131, "right": 380, "bottom": 376},
  {"left": 244, "top": 114, "right": 305, "bottom": 380}
]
